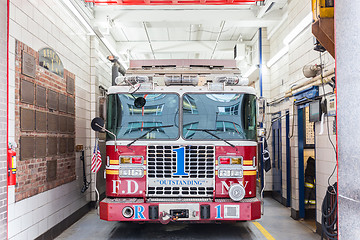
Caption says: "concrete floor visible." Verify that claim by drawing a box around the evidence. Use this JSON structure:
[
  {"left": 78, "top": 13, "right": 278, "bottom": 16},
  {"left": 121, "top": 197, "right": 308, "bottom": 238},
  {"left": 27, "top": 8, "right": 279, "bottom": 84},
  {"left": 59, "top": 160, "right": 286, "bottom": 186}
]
[{"left": 56, "top": 198, "right": 320, "bottom": 240}]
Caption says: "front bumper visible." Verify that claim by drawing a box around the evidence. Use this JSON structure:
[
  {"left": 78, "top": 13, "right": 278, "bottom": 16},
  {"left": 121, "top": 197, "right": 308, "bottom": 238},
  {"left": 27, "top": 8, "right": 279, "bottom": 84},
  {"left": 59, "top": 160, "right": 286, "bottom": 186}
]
[{"left": 100, "top": 198, "right": 261, "bottom": 222}]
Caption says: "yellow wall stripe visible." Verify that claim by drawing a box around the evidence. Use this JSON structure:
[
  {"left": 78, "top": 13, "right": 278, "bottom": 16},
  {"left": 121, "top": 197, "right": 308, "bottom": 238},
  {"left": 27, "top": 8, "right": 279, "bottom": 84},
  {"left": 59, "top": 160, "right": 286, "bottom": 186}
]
[
  {"left": 110, "top": 160, "right": 119, "bottom": 165},
  {"left": 106, "top": 169, "right": 119, "bottom": 175},
  {"left": 243, "top": 170, "right": 257, "bottom": 176},
  {"left": 252, "top": 222, "right": 276, "bottom": 240}
]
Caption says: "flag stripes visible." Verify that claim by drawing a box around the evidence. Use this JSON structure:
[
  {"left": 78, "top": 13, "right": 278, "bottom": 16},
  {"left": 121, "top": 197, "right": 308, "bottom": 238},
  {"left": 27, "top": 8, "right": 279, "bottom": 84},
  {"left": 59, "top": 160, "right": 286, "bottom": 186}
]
[{"left": 91, "top": 143, "right": 102, "bottom": 173}]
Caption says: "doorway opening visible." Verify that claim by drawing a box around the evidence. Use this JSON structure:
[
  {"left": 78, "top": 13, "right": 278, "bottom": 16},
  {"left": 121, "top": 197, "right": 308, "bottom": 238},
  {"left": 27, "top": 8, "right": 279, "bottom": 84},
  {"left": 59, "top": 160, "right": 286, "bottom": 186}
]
[{"left": 298, "top": 105, "right": 316, "bottom": 229}]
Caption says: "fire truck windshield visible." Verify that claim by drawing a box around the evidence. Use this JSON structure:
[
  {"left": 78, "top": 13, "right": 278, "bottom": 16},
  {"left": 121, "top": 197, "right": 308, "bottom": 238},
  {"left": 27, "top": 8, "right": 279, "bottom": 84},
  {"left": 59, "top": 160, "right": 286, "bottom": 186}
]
[
  {"left": 182, "top": 93, "right": 257, "bottom": 141},
  {"left": 106, "top": 93, "right": 180, "bottom": 140}
]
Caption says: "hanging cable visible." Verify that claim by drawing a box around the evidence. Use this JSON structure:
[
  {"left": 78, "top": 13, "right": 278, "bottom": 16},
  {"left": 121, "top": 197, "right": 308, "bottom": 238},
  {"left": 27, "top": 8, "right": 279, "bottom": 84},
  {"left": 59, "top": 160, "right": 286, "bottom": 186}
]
[
  {"left": 319, "top": 52, "right": 338, "bottom": 240},
  {"left": 319, "top": 52, "right": 337, "bottom": 193},
  {"left": 288, "top": 100, "right": 296, "bottom": 139}
]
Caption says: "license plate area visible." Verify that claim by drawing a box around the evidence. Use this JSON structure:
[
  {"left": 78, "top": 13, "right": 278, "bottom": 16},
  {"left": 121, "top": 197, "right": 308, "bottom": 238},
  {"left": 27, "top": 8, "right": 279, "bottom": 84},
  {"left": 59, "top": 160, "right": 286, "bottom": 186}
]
[
  {"left": 170, "top": 209, "right": 189, "bottom": 219},
  {"left": 159, "top": 203, "right": 199, "bottom": 221}
]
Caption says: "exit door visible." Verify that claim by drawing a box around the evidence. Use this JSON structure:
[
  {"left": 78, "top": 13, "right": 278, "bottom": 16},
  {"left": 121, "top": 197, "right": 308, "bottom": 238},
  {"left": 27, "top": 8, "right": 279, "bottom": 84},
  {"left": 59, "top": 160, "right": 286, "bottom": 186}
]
[{"left": 272, "top": 113, "right": 282, "bottom": 203}]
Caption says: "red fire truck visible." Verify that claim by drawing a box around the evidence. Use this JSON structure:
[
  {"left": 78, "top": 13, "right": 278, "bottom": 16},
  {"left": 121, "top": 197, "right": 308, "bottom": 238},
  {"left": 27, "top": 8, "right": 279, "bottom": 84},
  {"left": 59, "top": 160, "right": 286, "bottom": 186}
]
[{"left": 92, "top": 60, "right": 261, "bottom": 223}]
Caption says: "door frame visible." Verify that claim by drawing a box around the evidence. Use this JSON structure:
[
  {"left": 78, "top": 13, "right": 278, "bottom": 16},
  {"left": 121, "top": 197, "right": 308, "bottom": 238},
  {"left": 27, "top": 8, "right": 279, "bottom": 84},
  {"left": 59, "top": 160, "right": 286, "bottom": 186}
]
[
  {"left": 297, "top": 107, "right": 305, "bottom": 219},
  {"left": 271, "top": 112, "right": 282, "bottom": 203},
  {"left": 286, "top": 110, "right": 291, "bottom": 207}
]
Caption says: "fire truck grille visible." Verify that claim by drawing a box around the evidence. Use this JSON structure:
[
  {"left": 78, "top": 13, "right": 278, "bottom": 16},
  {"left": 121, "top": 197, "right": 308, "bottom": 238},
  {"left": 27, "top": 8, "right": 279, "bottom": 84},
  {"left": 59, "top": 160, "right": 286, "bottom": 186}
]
[{"left": 147, "top": 145, "right": 215, "bottom": 197}]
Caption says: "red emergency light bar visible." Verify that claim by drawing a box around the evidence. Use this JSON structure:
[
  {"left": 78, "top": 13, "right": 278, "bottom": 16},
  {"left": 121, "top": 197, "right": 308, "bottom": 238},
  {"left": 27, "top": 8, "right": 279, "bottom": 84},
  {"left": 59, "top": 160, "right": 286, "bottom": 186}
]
[{"left": 85, "top": 0, "right": 262, "bottom": 5}]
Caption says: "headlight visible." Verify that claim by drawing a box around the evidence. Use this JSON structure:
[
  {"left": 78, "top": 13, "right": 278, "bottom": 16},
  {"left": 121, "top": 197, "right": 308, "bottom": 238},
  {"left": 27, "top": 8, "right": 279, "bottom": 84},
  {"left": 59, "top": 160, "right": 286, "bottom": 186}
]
[
  {"left": 119, "top": 168, "right": 144, "bottom": 178},
  {"left": 218, "top": 168, "right": 243, "bottom": 178}
]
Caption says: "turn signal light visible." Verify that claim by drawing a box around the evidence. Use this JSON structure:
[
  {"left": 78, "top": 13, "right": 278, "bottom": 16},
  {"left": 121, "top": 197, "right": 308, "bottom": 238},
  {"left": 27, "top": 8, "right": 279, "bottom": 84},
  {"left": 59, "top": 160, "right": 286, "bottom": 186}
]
[
  {"left": 231, "top": 158, "right": 242, "bottom": 165},
  {"left": 219, "top": 156, "right": 243, "bottom": 165},
  {"left": 219, "top": 158, "right": 231, "bottom": 164},
  {"left": 120, "top": 157, "right": 131, "bottom": 164},
  {"left": 120, "top": 156, "right": 143, "bottom": 164},
  {"left": 131, "top": 157, "right": 143, "bottom": 164}
]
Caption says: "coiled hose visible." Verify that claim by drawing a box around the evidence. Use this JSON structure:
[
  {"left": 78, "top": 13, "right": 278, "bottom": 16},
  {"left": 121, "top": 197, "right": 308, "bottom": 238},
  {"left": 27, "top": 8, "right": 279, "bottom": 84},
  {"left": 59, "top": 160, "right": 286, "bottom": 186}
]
[{"left": 321, "top": 182, "right": 338, "bottom": 240}]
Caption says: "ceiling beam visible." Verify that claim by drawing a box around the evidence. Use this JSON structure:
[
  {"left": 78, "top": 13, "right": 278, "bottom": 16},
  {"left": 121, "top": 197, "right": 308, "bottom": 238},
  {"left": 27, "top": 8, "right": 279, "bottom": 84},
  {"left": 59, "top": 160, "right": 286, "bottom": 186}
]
[
  {"left": 93, "top": 8, "right": 282, "bottom": 26},
  {"left": 210, "top": 21, "right": 225, "bottom": 59},
  {"left": 115, "top": 40, "right": 246, "bottom": 54}
]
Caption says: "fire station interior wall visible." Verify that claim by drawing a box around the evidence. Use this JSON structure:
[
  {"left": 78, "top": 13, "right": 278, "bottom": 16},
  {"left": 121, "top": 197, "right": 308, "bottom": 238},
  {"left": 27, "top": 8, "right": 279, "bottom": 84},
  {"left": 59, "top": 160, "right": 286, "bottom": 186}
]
[
  {"left": 7, "top": 1, "right": 112, "bottom": 239},
  {"left": 0, "top": 1, "right": 8, "bottom": 239},
  {"left": 266, "top": 0, "right": 336, "bottom": 224}
]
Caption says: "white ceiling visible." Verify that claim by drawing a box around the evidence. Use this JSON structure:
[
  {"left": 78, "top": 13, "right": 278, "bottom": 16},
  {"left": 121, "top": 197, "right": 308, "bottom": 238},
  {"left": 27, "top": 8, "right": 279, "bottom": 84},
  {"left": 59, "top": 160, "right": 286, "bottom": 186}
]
[{"left": 90, "top": 1, "right": 287, "bottom": 62}]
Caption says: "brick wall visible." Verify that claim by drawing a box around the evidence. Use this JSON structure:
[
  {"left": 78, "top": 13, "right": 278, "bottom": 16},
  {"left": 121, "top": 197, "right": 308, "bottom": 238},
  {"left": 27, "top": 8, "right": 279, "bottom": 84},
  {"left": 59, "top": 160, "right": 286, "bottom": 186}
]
[
  {"left": 0, "top": 1, "right": 8, "bottom": 239},
  {"left": 14, "top": 41, "right": 76, "bottom": 201}
]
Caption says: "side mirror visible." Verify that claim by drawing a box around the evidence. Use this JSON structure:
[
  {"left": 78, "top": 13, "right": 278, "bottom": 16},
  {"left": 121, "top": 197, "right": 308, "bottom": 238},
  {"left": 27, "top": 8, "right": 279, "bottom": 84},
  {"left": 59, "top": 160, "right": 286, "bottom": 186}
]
[
  {"left": 91, "top": 117, "right": 105, "bottom": 132},
  {"left": 134, "top": 97, "right": 146, "bottom": 108}
]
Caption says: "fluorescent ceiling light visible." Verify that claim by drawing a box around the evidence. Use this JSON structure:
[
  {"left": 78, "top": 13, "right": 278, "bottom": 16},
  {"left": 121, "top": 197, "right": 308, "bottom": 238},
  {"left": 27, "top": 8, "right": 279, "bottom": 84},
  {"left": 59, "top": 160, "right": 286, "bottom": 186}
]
[
  {"left": 61, "top": 0, "right": 95, "bottom": 35},
  {"left": 243, "top": 65, "right": 258, "bottom": 78},
  {"left": 283, "top": 12, "right": 312, "bottom": 45},
  {"left": 267, "top": 46, "right": 289, "bottom": 68}
]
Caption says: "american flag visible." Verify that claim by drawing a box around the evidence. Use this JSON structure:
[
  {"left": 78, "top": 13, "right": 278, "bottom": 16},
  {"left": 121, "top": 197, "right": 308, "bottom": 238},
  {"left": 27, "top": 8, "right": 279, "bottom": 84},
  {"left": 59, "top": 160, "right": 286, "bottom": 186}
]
[{"left": 91, "top": 144, "right": 102, "bottom": 173}]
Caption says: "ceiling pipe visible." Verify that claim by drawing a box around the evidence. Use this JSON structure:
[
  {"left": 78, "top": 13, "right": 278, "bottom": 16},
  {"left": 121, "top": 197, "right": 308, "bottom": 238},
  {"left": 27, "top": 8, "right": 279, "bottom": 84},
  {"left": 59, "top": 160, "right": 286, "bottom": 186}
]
[
  {"left": 284, "top": 68, "right": 335, "bottom": 98},
  {"left": 143, "top": 22, "right": 156, "bottom": 59},
  {"left": 210, "top": 20, "right": 225, "bottom": 59}
]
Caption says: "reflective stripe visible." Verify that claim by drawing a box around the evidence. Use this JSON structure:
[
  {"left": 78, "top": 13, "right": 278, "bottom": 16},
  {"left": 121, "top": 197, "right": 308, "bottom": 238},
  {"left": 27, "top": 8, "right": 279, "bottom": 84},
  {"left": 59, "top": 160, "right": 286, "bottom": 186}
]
[
  {"left": 243, "top": 170, "right": 256, "bottom": 176},
  {"left": 305, "top": 182, "right": 314, "bottom": 188},
  {"left": 110, "top": 160, "right": 119, "bottom": 165},
  {"left": 243, "top": 160, "right": 253, "bottom": 165},
  {"left": 106, "top": 169, "right": 119, "bottom": 175},
  {"left": 309, "top": 200, "right": 316, "bottom": 204}
]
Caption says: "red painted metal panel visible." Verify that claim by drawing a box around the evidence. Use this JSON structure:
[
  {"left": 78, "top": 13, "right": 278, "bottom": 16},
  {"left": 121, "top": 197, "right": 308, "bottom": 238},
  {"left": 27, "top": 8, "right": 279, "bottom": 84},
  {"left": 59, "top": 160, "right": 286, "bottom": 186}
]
[
  {"left": 215, "top": 175, "right": 256, "bottom": 198},
  {"left": 215, "top": 145, "right": 257, "bottom": 161},
  {"left": 107, "top": 145, "right": 147, "bottom": 159},
  {"left": 106, "top": 175, "right": 146, "bottom": 197},
  {"left": 85, "top": 0, "right": 263, "bottom": 5},
  {"left": 215, "top": 145, "right": 257, "bottom": 198}
]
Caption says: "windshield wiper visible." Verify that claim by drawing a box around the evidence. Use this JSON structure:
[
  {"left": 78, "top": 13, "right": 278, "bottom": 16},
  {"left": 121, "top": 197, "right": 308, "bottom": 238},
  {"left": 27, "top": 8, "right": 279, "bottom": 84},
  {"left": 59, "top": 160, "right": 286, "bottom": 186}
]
[
  {"left": 127, "top": 125, "right": 174, "bottom": 147},
  {"left": 187, "top": 129, "right": 235, "bottom": 148}
]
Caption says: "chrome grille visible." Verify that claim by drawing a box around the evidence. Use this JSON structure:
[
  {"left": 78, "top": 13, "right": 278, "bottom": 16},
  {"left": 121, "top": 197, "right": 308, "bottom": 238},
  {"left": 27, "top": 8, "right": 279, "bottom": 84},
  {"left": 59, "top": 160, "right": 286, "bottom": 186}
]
[{"left": 147, "top": 145, "right": 215, "bottom": 197}]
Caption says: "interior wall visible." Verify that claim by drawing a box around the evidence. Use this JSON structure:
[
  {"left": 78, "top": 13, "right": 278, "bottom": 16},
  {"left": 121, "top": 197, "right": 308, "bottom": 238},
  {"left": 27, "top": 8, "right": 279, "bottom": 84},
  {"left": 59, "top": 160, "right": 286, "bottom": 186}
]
[
  {"left": 7, "top": 1, "right": 112, "bottom": 239},
  {"left": 0, "top": 1, "right": 8, "bottom": 239},
  {"left": 267, "top": 0, "right": 336, "bottom": 223}
]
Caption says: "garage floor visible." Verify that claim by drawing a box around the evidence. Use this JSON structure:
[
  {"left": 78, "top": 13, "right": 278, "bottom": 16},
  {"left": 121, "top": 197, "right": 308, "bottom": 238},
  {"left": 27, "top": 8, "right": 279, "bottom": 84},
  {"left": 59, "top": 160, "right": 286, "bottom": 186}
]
[{"left": 56, "top": 197, "right": 320, "bottom": 240}]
